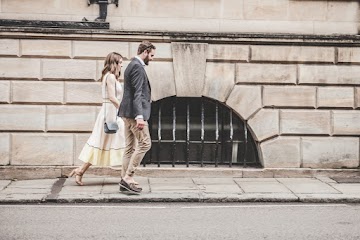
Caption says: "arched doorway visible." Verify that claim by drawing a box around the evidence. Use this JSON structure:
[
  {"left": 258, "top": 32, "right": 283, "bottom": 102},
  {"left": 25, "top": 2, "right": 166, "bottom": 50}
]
[{"left": 143, "top": 97, "right": 261, "bottom": 167}]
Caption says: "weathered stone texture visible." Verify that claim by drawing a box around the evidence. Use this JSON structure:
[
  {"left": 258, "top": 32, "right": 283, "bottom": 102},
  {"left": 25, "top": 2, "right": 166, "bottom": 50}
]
[
  {"left": 313, "top": 22, "right": 359, "bottom": 35},
  {"left": 338, "top": 48, "right": 360, "bottom": 63},
  {"left": 73, "top": 41, "right": 129, "bottom": 59},
  {"left": 260, "top": 137, "right": 301, "bottom": 168},
  {"left": 327, "top": 1, "right": 359, "bottom": 22},
  {"left": 207, "top": 45, "right": 248, "bottom": 61},
  {"left": 0, "top": 81, "right": 10, "bottom": 103},
  {"left": 226, "top": 85, "right": 262, "bottom": 120},
  {"left": 46, "top": 106, "right": 97, "bottom": 132},
  {"left": 248, "top": 109, "right": 279, "bottom": 142},
  {"left": 243, "top": 0, "right": 288, "bottom": 20},
  {"left": 194, "top": 0, "right": 222, "bottom": 18},
  {"left": 172, "top": 43, "right": 207, "bottom": 97},
  {"left": 317, "top": 87, "right": 354, "bottom": 108},
  {"left": 145, "top": 62, "right": 176, "bottom": 101},
  {"left": 0, "top": 105, "right": 45, "bottom": 131},
  {"left": 302, "top": 137, "right": 359, "bottom": 168},
  {"left": 251, "top": 46, "right": 334, "bottom": 63},
  {"left": 131, "top": 42, "right": 172, "bottom": 59},
  {"left": 12, "top": 81, "right": 64, "bottom": 103},
  {"left": 21, "top": 40, "right": 71, "bottom": 57},
  {"left": 288, "top": 0, "right": 327, "bottom": 21},
  {"left": 203, "top": 63, "right": 235, "bottom": 102},
  {"left": 0, "top": 134, "right": 10, "bottom": 165},
  {"left": 0, "top": 39, "right": 19, "bottom": 56},
  {"left": 280, "top": 110, "right": 330, "bottom": 135},
  {"left": 65, "top": 82, "right": 102, "bottom": 104},
  {"left": 11, "top": 133, "right": 73, "bottom": 165},
  {"left": 236, "top": 64, "right": 296, "bottom": 84},
  {"left": 263, "top": 86, "right": 316, "bottom": 107},
  {"left": 0, "top": 58, "right": 40, "bottom": 79},
  {"left": 299, "top": 65, "right": 360, "bottom": 85},
  {"left": 42, "top": 59, "right": 96, "bottom": 80},
  {"left": 356, "top": 88, "right": 360, "bottom": 109},
  {"left": 333, "top": 111, "right": 360, "bottom": 135}
]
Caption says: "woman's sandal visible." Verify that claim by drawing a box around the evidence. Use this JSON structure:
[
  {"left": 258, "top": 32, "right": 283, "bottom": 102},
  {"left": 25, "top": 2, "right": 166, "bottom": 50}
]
[{"left": 68, "top": 168, "right": 84, "bottom": 186}]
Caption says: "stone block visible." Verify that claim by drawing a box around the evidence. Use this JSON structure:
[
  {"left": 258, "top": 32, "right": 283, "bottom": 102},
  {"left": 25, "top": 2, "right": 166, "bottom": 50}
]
[
  {"left": 203, "top": 63, "right": 235, "bottom": 102},
  {"left": 65, "top": 82, "right": 102, "bottom": 104},
  {"left": 172, "top": 43, "right": 207, "bottom": 97},
  {"left": 317, "top": 87, "right": 354, "bottom": 108},
  {"left": 0, "top": 81, "right": 10, "bottom": 103},
  {"left": 145, "top": 62, "right": 176, "bottom": 101},
  {"left": 73, "top": 41, "right": 129, "bottom": 59},
  {"left": 12, "top": 81, "right": 64, "bottom": 103},
  {"left": 251, "top": 46, "right": 334, "bottom": 63},
  {"left": 74, "top": 134, "right": 91, "bottom": 166},
  {"left": 302, "top": 137, "right": 359, "bottom": 168},
  {"left": 236, "top": 63, "right": 296, "bottom": 84},
  {"left": 97, "top": 60, "right": 129, "bottom": 81},
  {"left": 207, "top": 44, "right": 248, "bottom": 61},
  {"left": 333, "top": 111, "right": 360, "bottom": 135},
  {"left": 221, "top": 0, "right": 244, "bottom": 19},
  {"left": 263, "top": 86, "right": 316, "bottom": 107},
  {"left": 219, "top": 20, "right": 314, "bottom": 34},
  {"left": 0, "top": 39, "right": 19, "bottom": 56},
  {"left": 47, "top": 106, "right": 97, "bottom": 132},
  {"left": 226, "top": 85, "right": 262, "bottom": 120},
  {"left": 243, "top": 0, "right": 288, "bottom": 20},
  {"left": 0, "top": 58, "right": 40, "bottom": 79},
  {"left": 0, "top": 134, "right": 10, "bottom": 165},
  {"left": 260, "top": 137, "right": 301, "bottom": 168},
  {"left": 338, "top": 48, "right": 360, "bottom": 63},
  {"left": 0, "top": 105, "right": 45, "bottom": 131},
  {"left": 299, "top": 65, "right": 360, "bottom": 85},
  {"left": 11, "top": 133, "right": 73, "bottom": 165},
  {"left": 313, "top": 22, "right": 358, "bottom": 35},
  {"left": 288, "top": 0, "right": 327, "bottom": 21},
  {"left": 194, "top": 0, "right": 221, "bottom": 18},
  {"left": 327, "top": 1, "right": 359, "bottom": 22},
  {"left": 42, "top": 59, "right": 96, "bottom": 80},
  {"left": 129, "top": 42, "right": 172, "bottom": 60},
  {"left": 356, "top": 88, "right": 360, "bottom": 109},
  {"left": 129, "top": 0, "right": 194, "bottom": 18},
  {"left": 280, "top": 110, "right": 330, "bottom": 135},
  {"left": 248, "top": 109, "right": 279, "bottom": 142},
  {"left": 21, "top": 40, "right": 71, "bottom": 57}
]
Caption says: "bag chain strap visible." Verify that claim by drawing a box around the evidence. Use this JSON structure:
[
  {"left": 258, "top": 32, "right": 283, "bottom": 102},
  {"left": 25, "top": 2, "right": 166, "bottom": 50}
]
[{"left": 104, "top": 73, "right": 117, "bottom": 123}]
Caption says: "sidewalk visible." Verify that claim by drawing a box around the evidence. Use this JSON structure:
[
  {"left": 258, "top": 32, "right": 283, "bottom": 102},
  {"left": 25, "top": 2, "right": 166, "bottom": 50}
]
[{"left": 1, "top": 176, "right": 360, "bottom": 204}]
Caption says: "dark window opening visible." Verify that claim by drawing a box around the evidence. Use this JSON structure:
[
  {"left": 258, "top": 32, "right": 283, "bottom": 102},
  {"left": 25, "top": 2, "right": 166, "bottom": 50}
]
[{"left": 143, "top": 97, "right": 261, "bottom": 168}]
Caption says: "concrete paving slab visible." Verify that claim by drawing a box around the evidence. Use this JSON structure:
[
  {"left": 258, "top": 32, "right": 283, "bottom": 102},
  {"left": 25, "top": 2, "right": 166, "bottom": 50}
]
[
  {"left": 297, "top": 194, "right": 360, "bottom": 203},
  {"left": 0, "top": 193, "right": 46, "bottom": 203},
  {"left": 149, "top": 178, "right": 194, "bottom": 184},
  {"left": 316, "top": 176, "right": 337, "bottom": 183},
  {"left": 150, "top": 184, "right": 198, "bottom": 192},
  {"left": 198, "top": 184, "right": 242, "bottom": 193},
  {"left": 280, "top": 181, "right": 341, "bottom": 194},
  {"left": 63, "top": 178, "right": 104, "bottom": 186},
  {"left": 277, "top": 178, "right": 319, "bottom": 183},
  {"left": 240, "top": 193, "right": 299, "bottom": 202},
  {"left": 0, "top": 180, "right": 11, "bottom": 191},
  {"left": 59, "top": 185, "right": 103, "bottom": 194},
  {"left": 9, "top": 179, "right": 57, "bottom": 188},
  {"left": 329, "top": 183, "right": 360, "bottom": 194},
  {"left": 1, "top": 188, "right": 51, "bottom": 194},
  {"left": 237, "top": 182, "right": 292, "bottom": 193},
  {"left": 234, "top": 178, "right": 279, "bottom": 183},
  {"left": 192, "top": 178, "right": 236, "bottom": 185},
  {"left": 57, "top": 194, "right": 108, "bottom": 203}
]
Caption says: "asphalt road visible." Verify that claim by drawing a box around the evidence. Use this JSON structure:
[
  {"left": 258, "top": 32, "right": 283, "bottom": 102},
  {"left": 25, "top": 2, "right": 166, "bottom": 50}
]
[{"left": 1, "top": 203, "right": 360, "bottom": 240}]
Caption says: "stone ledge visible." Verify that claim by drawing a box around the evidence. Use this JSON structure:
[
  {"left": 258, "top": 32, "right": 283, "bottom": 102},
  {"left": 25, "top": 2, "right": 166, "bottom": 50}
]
[{"left": 0, "top": 19, "right": 109, "bottom": 29}]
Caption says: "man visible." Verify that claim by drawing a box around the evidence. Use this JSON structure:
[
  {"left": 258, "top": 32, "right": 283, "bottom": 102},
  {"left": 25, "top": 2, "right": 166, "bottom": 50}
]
[{"left": 118, "top": 41, "right": 156, "bottom": 194}]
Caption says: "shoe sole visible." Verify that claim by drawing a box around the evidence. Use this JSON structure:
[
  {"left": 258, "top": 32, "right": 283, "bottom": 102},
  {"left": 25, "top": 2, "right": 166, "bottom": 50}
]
[{"left": 119, "top": 183, "right": 141, "bottom": 195}]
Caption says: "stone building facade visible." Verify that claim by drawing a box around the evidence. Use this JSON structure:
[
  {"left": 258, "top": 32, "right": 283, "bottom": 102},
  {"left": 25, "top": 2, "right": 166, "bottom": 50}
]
[{"left": 0, "top": 0, "right": 359, "bottom": 174}]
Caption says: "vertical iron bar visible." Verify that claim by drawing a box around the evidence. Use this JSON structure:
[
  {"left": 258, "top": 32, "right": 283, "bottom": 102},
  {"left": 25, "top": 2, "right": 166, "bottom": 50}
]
[
  {"left": 243, "top": 121, "right": 248, "bottom": 168},
  {"left": 230, "top": 111, "right": 235, "bottom": 166},
  {"left": 186, "top": 100, "right": 190, "bottom": 167},
  {"left": 157, "top": 103, "right": 162, "bottom": 167},
  {"left": 200, "top": 99, "right": 205, "bottom": 167},
  {"left": 214, "top": 102, "right": 219, "bottom": 167},
  {"left": 172, "top": 98, "right": 176, "bottom": 167}
]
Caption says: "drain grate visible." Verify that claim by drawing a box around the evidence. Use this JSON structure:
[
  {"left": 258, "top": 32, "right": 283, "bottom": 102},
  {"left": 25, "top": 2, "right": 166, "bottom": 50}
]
[{"left": 331, "top": 177, "right": 360, "bottom": 183}]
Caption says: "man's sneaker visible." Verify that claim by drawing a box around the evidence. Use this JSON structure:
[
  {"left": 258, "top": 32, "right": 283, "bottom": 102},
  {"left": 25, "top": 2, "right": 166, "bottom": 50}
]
[{"left": 119, "top": 179, "right": 141, "bottom": 194}]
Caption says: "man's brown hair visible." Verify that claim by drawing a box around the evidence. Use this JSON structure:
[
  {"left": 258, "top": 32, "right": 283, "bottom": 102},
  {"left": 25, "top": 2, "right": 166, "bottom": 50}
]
[{"left": 137, "top": 41, "right": 156, "bottom": 55}]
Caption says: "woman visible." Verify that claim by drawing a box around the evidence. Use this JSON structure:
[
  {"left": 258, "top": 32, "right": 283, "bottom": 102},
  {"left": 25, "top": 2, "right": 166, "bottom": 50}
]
[{"left": 69, "top": 52, "right": 125, "bottom": 185}]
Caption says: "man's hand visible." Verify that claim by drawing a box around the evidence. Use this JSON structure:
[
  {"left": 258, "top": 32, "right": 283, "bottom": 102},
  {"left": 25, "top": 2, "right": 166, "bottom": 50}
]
[{"left": 136, "top": 118, "right": 145, "bottom": 130}]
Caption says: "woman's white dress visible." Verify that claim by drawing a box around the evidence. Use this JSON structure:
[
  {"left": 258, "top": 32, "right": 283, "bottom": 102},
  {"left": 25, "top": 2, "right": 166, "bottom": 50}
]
[{"left": 78, "top": 73, "right": 125, "bottom": 166}]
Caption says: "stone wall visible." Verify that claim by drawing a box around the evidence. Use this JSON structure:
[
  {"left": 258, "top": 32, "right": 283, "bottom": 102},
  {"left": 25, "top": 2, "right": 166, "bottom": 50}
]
[
  {"left": 0, "top": 0, "right": 359, "bottom": 35},
  {"left": 0, "top": 29, "right": 359, "bottom": 169}
]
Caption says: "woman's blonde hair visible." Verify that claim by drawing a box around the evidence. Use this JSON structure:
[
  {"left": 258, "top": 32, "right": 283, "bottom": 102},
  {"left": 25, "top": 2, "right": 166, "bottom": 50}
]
[{"left": 101, "top": 52, "right": 123, "bottom": 81}]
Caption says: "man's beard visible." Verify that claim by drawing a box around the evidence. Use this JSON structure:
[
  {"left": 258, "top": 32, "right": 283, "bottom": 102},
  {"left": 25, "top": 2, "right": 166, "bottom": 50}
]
[{"left": 144, "top": 55, "right": 150, "bottom": 65}]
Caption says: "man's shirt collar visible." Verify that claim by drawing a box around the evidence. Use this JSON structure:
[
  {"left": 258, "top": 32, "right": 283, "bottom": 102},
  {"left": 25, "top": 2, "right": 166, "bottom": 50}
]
[{"left": 135, "top": 56, "right": 146, "bottom": 67}]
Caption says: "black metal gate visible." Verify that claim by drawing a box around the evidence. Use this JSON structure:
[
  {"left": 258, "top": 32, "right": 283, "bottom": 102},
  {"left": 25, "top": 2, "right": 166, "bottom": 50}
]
[{"left": 143, "top": 97, "right": 261, "bottom": 167}]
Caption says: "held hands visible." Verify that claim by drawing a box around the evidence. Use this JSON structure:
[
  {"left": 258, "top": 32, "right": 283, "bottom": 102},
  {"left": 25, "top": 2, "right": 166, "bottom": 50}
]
[{"left": 136, "top": 118, "right": 146, "bottom": 130}]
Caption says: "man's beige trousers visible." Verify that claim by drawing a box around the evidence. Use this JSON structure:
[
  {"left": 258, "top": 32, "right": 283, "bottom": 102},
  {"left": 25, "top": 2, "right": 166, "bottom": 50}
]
[{"left": 121, "top": 118, "right": 152, "bottom": 177}]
